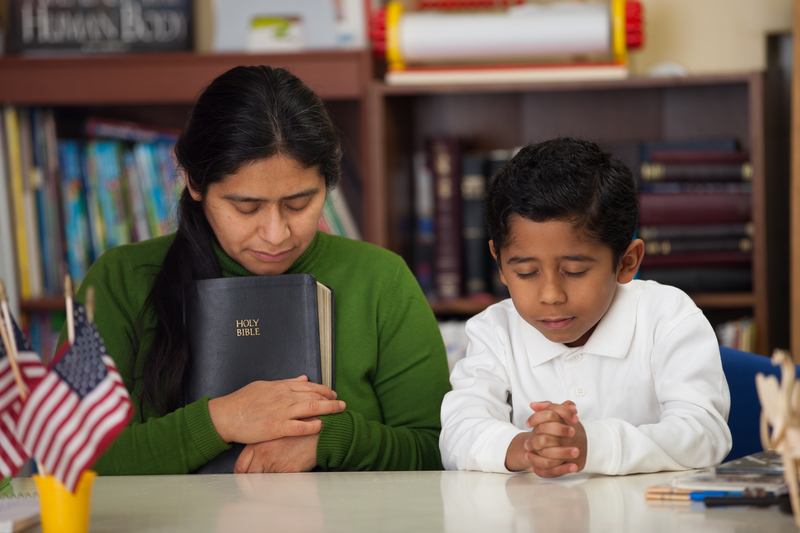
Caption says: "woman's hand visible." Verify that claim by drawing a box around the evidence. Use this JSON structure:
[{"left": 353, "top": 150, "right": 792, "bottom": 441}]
[
  {"left": 234, "top": 433, "right": 320, "bottom": 473},
  {"left": 207, "top": 376, "right": 345, "bottom": 444}
]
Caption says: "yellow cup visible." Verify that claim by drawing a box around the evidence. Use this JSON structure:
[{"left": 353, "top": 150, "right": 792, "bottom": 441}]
[{"left": 33, "top": 470, "right": 96, "bottom": 533}]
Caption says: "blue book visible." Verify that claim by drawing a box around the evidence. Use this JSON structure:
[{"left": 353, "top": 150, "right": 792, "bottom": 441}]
[{"left": 57, "top": 140, "right": 92, "bottom": 283}]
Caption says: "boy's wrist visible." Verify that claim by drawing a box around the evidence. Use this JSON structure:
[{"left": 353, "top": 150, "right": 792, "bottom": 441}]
[{"left": 505, "top": 432, "right": 531, "bottom": 472}]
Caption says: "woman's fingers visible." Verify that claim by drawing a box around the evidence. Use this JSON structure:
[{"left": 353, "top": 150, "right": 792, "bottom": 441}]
[
  {"left": 289, "top": 400, "right": 346, "bottom": 422},
  {"left": 283, "top": 378, "right": 338, "bottom": 400},
  {"left": 234, "top": 445, "right": 255, "bottom": 473}
]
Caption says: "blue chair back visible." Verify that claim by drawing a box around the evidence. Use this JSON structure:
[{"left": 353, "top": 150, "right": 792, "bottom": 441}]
[{"left": 719, "top": 346, "right": 790, "bottom": 462}]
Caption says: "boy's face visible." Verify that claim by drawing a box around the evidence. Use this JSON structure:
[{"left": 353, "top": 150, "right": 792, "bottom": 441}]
[{"left": 492, "top": 216, "right": 637, "bottom": 347}]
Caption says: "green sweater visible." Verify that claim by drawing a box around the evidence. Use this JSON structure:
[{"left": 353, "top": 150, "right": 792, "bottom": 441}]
[{"left": 75, "top": 231, "right": 451, "bottom": 474}]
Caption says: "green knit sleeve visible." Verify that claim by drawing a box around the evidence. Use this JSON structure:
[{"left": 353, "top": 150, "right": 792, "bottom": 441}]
[
  {"left": 316, "top": 259, "right": 452, "bottom": 471},
  {"left": 70, "top": 242, "right": 230, "bottom": 475}
]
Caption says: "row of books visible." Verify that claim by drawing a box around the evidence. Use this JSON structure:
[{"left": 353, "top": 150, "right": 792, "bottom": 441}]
[
  {"left": 716, "top": 317, "right": 757, "bottom": 354},
  {"left": 411, "top": 136, "right": 754, "bottom": 301},
  {"left": 633, "top": 138, "right": 753, "bottom": 295},
  {"left": 412, "top": 139, "right": 515, "bottom": 303},
  {"left": 0, "top": 106, "right": 362, "bottom": 301}
]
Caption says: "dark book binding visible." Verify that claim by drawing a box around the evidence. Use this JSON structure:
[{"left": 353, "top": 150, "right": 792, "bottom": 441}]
[
  {"left": 639, "top": 223, "right": 753, "bottom": 241},
  {"left": 640, "top": 251, "right": 752, "bottom": 269},
  {"left": 429, "top": 137, "right": 462, "bottom": 299},
  {"left": 638, "top": 266, "right": 752, "bottom": 293},
  {"left": 643, "top": 237, "right": 753, "bottom": 255},
  {"left": 641, "top": 162, "right": 752, "bottom": 182},
  {"left": 486, "top": 150, "right": 512, "bottom": 299},
  {"left": 461, "top": 152, "right": 489, "bottom": 295},
  {"left": 639, "top": 192, "right": 751, "bottom": 225},
  {"left": 183, "top": 273, "right": 334, "bottom": 474}
]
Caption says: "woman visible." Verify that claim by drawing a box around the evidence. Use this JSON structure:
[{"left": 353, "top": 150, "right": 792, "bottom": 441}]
[{"left": 79, "top": 65, "right": 451, "bottom": 474}]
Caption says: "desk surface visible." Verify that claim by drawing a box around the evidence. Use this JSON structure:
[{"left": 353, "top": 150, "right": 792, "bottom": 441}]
[{"left": 10, "top": 470, "right": 798, "bottom": 533}]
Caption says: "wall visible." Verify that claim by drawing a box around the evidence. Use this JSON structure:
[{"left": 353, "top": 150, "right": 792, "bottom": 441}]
[{"left": 630, "top": 0, "right": 793, "bottom": 75}]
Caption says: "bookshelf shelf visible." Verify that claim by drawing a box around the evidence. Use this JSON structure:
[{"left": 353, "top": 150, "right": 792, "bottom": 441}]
[
  {"left": 20, "top": 297, "right": 67, "bottom": 313},
  {"left": 0, "top": 51, "right": 370, "bottom": 104}
]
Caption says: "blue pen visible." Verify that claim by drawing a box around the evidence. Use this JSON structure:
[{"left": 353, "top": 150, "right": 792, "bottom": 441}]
[{"left": 689, "top": 491, "right": 744, "bottom": 501}]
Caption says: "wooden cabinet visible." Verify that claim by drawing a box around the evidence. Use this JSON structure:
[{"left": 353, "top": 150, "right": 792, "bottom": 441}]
[{"left": 367, "top": 73, "right": 782, "bottom": 355}]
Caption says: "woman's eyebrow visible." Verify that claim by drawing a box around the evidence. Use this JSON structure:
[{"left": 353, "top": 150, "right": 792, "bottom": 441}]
[{"left": 221, "top": 188, "right": 320, "bottom": 203}]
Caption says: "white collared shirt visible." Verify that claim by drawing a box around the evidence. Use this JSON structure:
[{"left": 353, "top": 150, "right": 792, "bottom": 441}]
[{"left": 439, "top": 279, "right": 732, "bottom": 474}]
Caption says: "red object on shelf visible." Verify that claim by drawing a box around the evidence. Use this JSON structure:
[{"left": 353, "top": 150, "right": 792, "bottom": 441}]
[
  {"left": 626, "top": 1, "right": 644, "bottom": 49},
  {"left": 370, "top": 7, "right": 386, "bottom": 56}
]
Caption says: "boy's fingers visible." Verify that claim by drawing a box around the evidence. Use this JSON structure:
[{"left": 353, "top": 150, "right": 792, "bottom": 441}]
[
  {"left": 531, "top": 462, "right": 578, "bottom": 479},
  {"left": 531, "top": 421, "right": 575, "bottom": 438},
  {"left": 531, "top": 445, "right": 579, "bottom": 460},
  {"left": 525, "top": 452, "right": 566, "bottom": 470},
  {"left": 545, "top": 403, "right": 579, "bottom": 424},
  {"left": 525, "top": 409, "right": 567, "bottom": 428}
]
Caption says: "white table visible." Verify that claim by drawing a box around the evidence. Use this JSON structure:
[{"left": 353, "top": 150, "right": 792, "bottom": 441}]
[{"left": 10, "top": 470, "right": 799, "bottom": 532}]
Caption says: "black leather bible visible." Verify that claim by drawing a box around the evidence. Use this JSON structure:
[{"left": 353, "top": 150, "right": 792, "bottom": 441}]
[{"left": 183, "top": 273, "right": 334, "bottom": 474}]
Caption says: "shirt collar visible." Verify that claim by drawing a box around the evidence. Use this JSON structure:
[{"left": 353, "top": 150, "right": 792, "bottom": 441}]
[{"left": 521, "top": 281, "right": 641, "bottom": 366}]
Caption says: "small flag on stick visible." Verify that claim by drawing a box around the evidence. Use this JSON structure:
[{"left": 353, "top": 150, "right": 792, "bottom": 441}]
[
  {"left": 16, "top": 300, "right": 133, "bottom": 492},
  {"left": 0, "top": 282, "right": 47, "bottom": 478}
]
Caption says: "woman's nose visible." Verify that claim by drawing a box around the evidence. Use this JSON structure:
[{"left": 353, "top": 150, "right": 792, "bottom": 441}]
[{"left": 258, "top": 205, "right": 290, "bottom": 244}]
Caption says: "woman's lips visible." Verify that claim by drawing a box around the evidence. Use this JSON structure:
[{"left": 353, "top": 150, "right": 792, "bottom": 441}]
[
  {"left": 251, "top": 249, "right": 292, "bottom": 263},
  {"left": 539, "top": 318, "right": 575, "bottom": 329}
]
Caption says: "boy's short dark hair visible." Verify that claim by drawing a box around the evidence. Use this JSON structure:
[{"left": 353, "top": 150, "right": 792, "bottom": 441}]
[{"left": 484, "top": 137, "right": 638, "bottom": 266}]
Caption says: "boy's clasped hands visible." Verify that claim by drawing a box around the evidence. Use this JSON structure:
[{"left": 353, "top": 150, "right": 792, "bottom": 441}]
[{"left": 506, "top": 400, "right": 587, "bottom": 477}]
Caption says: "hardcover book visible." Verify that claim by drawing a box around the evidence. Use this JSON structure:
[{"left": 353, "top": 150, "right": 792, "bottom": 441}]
[
  {"left": 429, "top": 137, "right": 462, "bottom": 300},
  {"left": 183, "top": 274, "right": 334, "bottom": 474}
]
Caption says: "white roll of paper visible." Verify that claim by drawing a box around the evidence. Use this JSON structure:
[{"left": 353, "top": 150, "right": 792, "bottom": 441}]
[{"left": 397, "top": 2, "right": 611, "bottom": 62}]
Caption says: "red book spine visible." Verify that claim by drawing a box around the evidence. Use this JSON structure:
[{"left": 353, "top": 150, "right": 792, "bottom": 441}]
[
  {"left": 649, "top": 150, "right": 750, "bottom": 164},
  {"left": 639, "top": 192, "right": 751, "bottom": 225},
  {"left": 430, "top": 137, "right": 462, "bottom": 299},
  {"left": 640, "top": 251, "right": 751, "bottom": 269}
]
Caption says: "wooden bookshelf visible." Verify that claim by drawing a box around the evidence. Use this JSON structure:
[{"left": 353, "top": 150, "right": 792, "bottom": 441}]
[
  {"left": 1, "top": 51, "right": 789, "bottom": 355},
  {"left": 368, "top": 72, "right": 781, "bottom": 355}
]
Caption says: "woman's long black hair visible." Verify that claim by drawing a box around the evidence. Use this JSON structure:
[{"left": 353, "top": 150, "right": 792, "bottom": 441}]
[{"left": 137, "top": 66, "right": 342, "bottom": 416}]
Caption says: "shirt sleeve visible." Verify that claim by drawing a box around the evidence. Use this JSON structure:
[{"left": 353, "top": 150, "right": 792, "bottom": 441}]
[
  {"left": 582, "top": 309, "right": 732, "bottom": 475},
  {"left": 315, "top": 260, "right": 452, "bottom": 471},
  {"left": 439, "top": 314, "right": 526, "bottom": 473},
  {"left": 70, "top": 246, "right": 230, "bottom": 475}
]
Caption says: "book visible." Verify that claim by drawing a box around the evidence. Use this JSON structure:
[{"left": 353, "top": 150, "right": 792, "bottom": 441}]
[
  {"left": 0, "top": 114, "right": 20, "bottom": 314},
  {"left": 0, "top": 495, "right": 39, "bottom": 532},
  {"left": 183, "top": 273, "right": 334, "bottom": 474},
  {"left": 643, "top": 237, "right": 752, "bottom": 255},
  {"left": 9, "top": 0, "right": 193, "bottom": 54},
  {"left": 672, "top": 451, "right": 788, "bottom": 493},
  {"left": 86, "top": 117, "right": 181, "bottom": 144},
  {"left": 638, "top": 223, "right": 753, "bottom": 241},
  {"left": 412, "top": 151, "right": 436, "bottom": 298},
  {"left": 17, "top": 109, "right": 45, "bottom": 299},
  {"left": 57, "top": 140, "right": 92, "bottom": 284},
  {"left": 640, "top": 251, "right": 751, "bottom": 269},
  {"left": 641, "top": 162, "right": 753, "bottom": 182},
  {"left": 460, "top": 152, "right": 489, "bottom": 296},
  {"left": 637, "top": 266, "right": 752, "bottom": 293},
  {"left": 485, "top": 149, "right": 512, "bottom": 300},
  {"left": 429, "top": 137, "right": 462, "bottom": 300},
  {"left": 714, "top": 450, "right": 783, "bottom": 476},
  {"left": 638, "top": 192, "right": 751, "bottom": 225},
  {"left": 649, "top": 150, "right": 750, "bottom": 165},
  {"left": 638, "top": 182, "right": 751, "bottom": 194},
  {"left": 638, "top": 139, "right": 741, "bottom": 164}
]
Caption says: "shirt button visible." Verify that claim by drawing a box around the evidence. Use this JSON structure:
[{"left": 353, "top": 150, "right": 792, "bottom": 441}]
[
  {"left": 576, "top": 387, "right": 586, "bottom": 397},
  {"left": 574, "top": 354, "right": 583, "bottom": 362}
]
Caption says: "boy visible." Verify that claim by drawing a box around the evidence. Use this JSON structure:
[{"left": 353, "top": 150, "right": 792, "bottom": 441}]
[{"left": 439, "top": 138, "right": 731, "bottom": 476}]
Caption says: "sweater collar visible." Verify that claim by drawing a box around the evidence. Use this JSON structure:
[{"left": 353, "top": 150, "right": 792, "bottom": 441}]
[
  {"left": 212, "top": 230, "right": 327, "bottom": 277},
  {"left": 521, "top": 281, "right": 641, "bottom": 366}
]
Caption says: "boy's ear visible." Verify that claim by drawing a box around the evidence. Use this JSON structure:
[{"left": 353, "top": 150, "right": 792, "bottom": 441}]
[
  {"left": 489, "top": 240, "right": 508, "bottom": 286},
  {"left": 616, "top": 238, "right": 644, "bottom": 284}
]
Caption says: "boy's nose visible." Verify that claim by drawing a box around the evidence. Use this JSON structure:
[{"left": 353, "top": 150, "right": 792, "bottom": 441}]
[{"left": 538, "top": 274, "right": 567, "bottom": 305}]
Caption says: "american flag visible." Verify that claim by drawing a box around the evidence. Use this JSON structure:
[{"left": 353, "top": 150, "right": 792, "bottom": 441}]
[
  {"left": 0, "top": 316, "right": 46, "bottom": 478},
  {"left": 15, "top": 302, "right": 133, "bottom": 492}
]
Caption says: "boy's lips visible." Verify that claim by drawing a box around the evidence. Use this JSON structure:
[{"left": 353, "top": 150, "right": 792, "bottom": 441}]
[{"left": 539, "top": 317, "right": 575, "bottom": 329}]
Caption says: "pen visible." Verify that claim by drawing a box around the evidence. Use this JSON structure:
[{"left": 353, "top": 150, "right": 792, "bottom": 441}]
[
  {"left": 704, "top": 495, "right": 780, "bottom": 507},
  {"left": 645, "top": 491, "right": 744, "bottom": 502}
]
